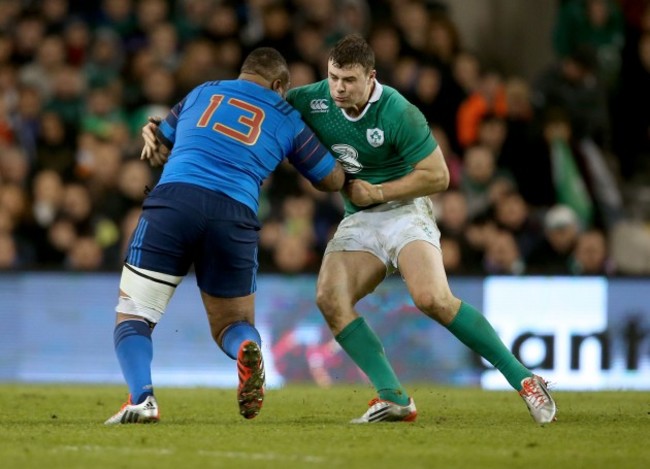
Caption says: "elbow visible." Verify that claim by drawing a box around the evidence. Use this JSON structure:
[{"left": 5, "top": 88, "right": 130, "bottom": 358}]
[
  {"left": 313, "top": 165, "right": 345, "bottom": 192},
  {"left": 431, "top": 166, "right": 450, "bottom": 193}
]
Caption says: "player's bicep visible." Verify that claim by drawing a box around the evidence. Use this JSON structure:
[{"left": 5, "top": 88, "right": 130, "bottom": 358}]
[
  {"left": 412, "top": 146, "right": 450, "bottom": 191},
  {"left": 412, "top": 146, "right": 445, "bottom": 171}
]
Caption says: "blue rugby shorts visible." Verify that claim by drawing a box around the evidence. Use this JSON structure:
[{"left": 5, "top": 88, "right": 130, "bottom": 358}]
[{"left": 125, "top": 182, "right": 260, "bottom": 298}]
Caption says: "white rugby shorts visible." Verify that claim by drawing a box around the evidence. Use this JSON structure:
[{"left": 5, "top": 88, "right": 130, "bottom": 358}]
[{"left": 324, "top": 196, "right": 441, "bottom": 271}]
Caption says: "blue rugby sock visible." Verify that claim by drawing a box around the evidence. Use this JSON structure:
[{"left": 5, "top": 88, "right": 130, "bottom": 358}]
[
  {"left": 220, "top": 321, "right": 262, "bottom": 360},
  {"left": 113, "top": 320, "right": 154, "bottom": 404}
]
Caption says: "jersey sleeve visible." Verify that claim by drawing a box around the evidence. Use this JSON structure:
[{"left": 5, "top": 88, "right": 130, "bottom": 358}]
[
  {"left": 286, "top": 120, "right": 337, "bottom": 184},
  {"left": 393, "top": 102, "right": 438, "bottom": 165},
  {"left": 155, "top": 96, "right": 187, "bottom": 149}
]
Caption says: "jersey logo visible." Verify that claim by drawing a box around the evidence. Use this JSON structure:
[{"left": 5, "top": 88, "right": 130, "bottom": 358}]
[
  {"left": 366, "top": 128, "right": 384, "bottom": 147},
  {"left": 331, "top": 144, "right": 362, "bottom": 173},
  {"left": 310, "top": 99, "right": 329, "bottom": 113}
]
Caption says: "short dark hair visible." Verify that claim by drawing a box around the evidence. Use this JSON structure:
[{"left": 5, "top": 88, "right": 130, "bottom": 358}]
[
  {"left": 241, "top": 47, "right": 289, "bottom": 85},
  {"left": 329, "top": 34, "right": 375, "bottom": 73}
]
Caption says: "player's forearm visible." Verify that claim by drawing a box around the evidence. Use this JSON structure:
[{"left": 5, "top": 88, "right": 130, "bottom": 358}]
[
  {"left": 377, "top": 146, "right": 450, "bottom": 202},
  {"left": 377, "top": 165, "right": 449, "bottom": 202},
  {"left": 312, "top": 162, "right": 345, "bottom": 192}
]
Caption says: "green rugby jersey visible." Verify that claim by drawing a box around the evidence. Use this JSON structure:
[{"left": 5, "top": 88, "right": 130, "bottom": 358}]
[{"left": 287, "top": 80, "right": 438, "bottom": 215}]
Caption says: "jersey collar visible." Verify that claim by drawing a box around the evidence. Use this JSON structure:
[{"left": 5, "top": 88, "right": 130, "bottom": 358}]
[{"left": 341, "top": 79, "right": 383, "bottom": 122}]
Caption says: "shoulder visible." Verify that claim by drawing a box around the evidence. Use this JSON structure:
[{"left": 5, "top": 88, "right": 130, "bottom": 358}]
[
  {"left": 287, "top": 80, "right": 328, "bottom": 105},
  {"left": 377, "top": 84, "right": 424, "bottom": 123}
]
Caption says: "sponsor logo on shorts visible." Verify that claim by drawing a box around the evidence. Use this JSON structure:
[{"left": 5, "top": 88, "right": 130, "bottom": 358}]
[{"left": 310, "top": 99, "right": 329, "bottom": 112}]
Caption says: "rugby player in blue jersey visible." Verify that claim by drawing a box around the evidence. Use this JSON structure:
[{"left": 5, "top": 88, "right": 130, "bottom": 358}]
[{"left": 105, "top": 47, "right": 344, "bottom": 425}]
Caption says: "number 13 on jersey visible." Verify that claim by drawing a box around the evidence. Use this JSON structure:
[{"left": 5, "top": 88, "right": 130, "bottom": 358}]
[{"left": 196, "top": 94, "right": 266, "bottom": 146}]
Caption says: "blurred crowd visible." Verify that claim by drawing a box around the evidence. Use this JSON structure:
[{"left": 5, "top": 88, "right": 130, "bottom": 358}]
[{"left": 1, "top": 0, "right": 650, "bottom": 275}]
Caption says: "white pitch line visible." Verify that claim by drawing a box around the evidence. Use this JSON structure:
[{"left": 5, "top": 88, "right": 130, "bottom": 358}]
[
  {"left": 55, "top": 445, "right": 330, "bottom": 464},
  {"left": 197, "top": 449, "right": 328, "bottom": 464},
  {"left": 57, "top": 445, "right": 173, "bottom": 455}
]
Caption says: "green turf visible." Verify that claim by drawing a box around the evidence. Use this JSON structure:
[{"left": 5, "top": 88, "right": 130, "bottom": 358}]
[{"left": 0, "top": 384, "right": 647, "bottom": 469}]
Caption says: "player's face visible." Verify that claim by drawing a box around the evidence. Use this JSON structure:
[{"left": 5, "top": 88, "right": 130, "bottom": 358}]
[{"left": 327, "top": 60, "right": 375, "bottom": 110}]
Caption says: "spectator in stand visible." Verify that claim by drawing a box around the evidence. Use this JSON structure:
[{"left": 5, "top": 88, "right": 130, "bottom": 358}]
[
  {"left": 66, "top": 235, "right": 104, "bottom": 270},
  {"left": 456, "top": 66, "right": 508, "bottom": 149},
  {"left": 288, "top": 61, "right": 318, "bottom": 88},
  {"left": 483, "top": 229, "right": 525, "bottom": 275},
  {"left": 128, "top": 65, "right": 174, "bottom": 136},
  {"left": 476, "top": 113, "right": 508, "bottom": 161},
  {"left": 492, "top": 191, "right": 545, "bottom": 260},
  {"left": 368, "top": 23, "right": 401, "bottom": 87},
  {"left": 18, "top": 34, "right": 67, "bottom": 101},
  {"left": 203, "top": 2, "right": 240, "bottom": 43},
  {"left": 62, "top": 18, "right": 92, "bottom": 67},
  {"left": 247, "top": 2, "right": 298, "bottom": 62},
  {"left": 11, "top": 14, "right": 46, "bottom": 66},
  {"left": 532, "top": 46, "right": 610, "bottom": 148},
  {"left": 392, "top": 0, "right": 430, "bottom": 60},
  {"left": 452, "top": 51, "right": 481, "bottom": 97},
  {"left": 34, "top": 111, "right": 76, "bottom": 178},
  {"left": 427, "top": 13, "right": 462, "bottom": 67},
  {"left": 440, "top": 235, "right": 465, "bottom": 275},
  {"left": 459, "top": 144, "right": 515, "bottom": 219},
  {"left": 570, "top": 228, "right": 613, "bottom": 275},
  {"left": 463, "top": 213, "right": 499, "bottom": 272},
  {"left": 0, "top": 145, "right": 30, "bottom": 187},
  {"left": 527, "top": 204, "right": 582, "bottom": 275},
  {"left": 292, "top": 21, "right": 328, "bottom": 78},
  {"left": 29, "top": 169, "right": 65, "bottom": 264},
  {"left": 12, "top": 84, "right": 43, "bottom": 161},
  {"left": 553, "top": 0, "right": 625, "bottom": 92},
  {"left": 146, "top": 22, "right": 180, "bottom": 71},
  {"left": 83, "top": 28, "right": 125, "bottom": 89},
  {"left": 409, "top": 65, "right": 462, "bottom": 149},
  {"left": 435, "top": 189, "right": 469, "bottom": 240},
  {"left": 45, "top": 65, "right": 86, "bottom": 129}
]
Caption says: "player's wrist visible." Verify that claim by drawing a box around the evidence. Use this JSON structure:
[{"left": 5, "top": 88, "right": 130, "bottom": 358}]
[{"left": 374, "top": 184, "right": 385, "bottom": 203}]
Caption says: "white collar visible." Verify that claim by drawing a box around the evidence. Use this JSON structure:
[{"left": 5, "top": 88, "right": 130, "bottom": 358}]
[{"left": 341, "top": 79, "right": 383, "bottom": 122}]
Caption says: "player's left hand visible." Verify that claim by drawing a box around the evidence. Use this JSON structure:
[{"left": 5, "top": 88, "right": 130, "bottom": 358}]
[{"left": 344, "top": 179, "right": 385, "bottom": 206}]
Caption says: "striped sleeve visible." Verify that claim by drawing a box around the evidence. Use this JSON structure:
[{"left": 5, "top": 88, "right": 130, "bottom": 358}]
[
  {"left": 156, "top": 98, "right": 185, "bottom": 149},
  {"left": 286, "top": 123, "right": 336, "bottom": 184}
]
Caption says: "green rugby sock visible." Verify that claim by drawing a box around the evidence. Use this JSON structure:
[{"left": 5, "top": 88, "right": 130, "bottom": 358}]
[
  {"left": 336, "top": 317, "right": 409, "bottom": 405},
  {"left": 447, "top": 302, "right": 532, "bottom": 390}
]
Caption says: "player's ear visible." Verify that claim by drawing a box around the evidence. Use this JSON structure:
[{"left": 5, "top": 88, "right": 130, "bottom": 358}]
[{"left": 271, "top": 78, "right": 287, "bottom": 98}]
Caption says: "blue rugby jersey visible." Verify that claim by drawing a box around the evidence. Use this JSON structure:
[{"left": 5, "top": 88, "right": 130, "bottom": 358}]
[{"left": 155, "top": 79, "right": 336, "bottom": 213}]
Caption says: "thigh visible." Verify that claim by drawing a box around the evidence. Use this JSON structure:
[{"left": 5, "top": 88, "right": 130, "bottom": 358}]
[
  {"left": 317, "top": 250, "right": 386, "bottom": 334},
  {"left": 194, "top": 198, "right": 260, "bottom": 298},
  {"left": 318, "top": 250, "right": 386, "bottom": 304},
  {"left": 125, "top": 187, "right": 201, "bottom": 276},
  {"left": 397, "top": 240, "right": 459, "bottom": 323}
]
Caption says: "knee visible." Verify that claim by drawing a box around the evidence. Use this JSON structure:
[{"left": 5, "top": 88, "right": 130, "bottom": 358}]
[
  {"left": 316, "top": 284, "right": 338, "bottom": 316},
  {"left": 412, "top": 290, "right": 459, "bottom": 322}
]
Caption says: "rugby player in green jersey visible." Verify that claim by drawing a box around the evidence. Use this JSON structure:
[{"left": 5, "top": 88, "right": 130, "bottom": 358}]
[{"left": 285, "top": 34, "right": 556, "bottom": 425}]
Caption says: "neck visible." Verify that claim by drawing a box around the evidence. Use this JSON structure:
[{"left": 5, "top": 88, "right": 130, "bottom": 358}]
[{"left": 239, "top": 72, "right": 272, "bottom": 90}]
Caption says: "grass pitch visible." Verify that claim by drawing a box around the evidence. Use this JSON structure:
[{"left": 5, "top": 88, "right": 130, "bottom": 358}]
[{"left": 0, "top": 384, "right": 647, "bottom": 469}]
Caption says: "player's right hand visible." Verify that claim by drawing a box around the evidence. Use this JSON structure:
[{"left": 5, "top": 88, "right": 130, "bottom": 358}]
[{"left": 140, "top": 116, "right": 168, "bottom": 167}]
